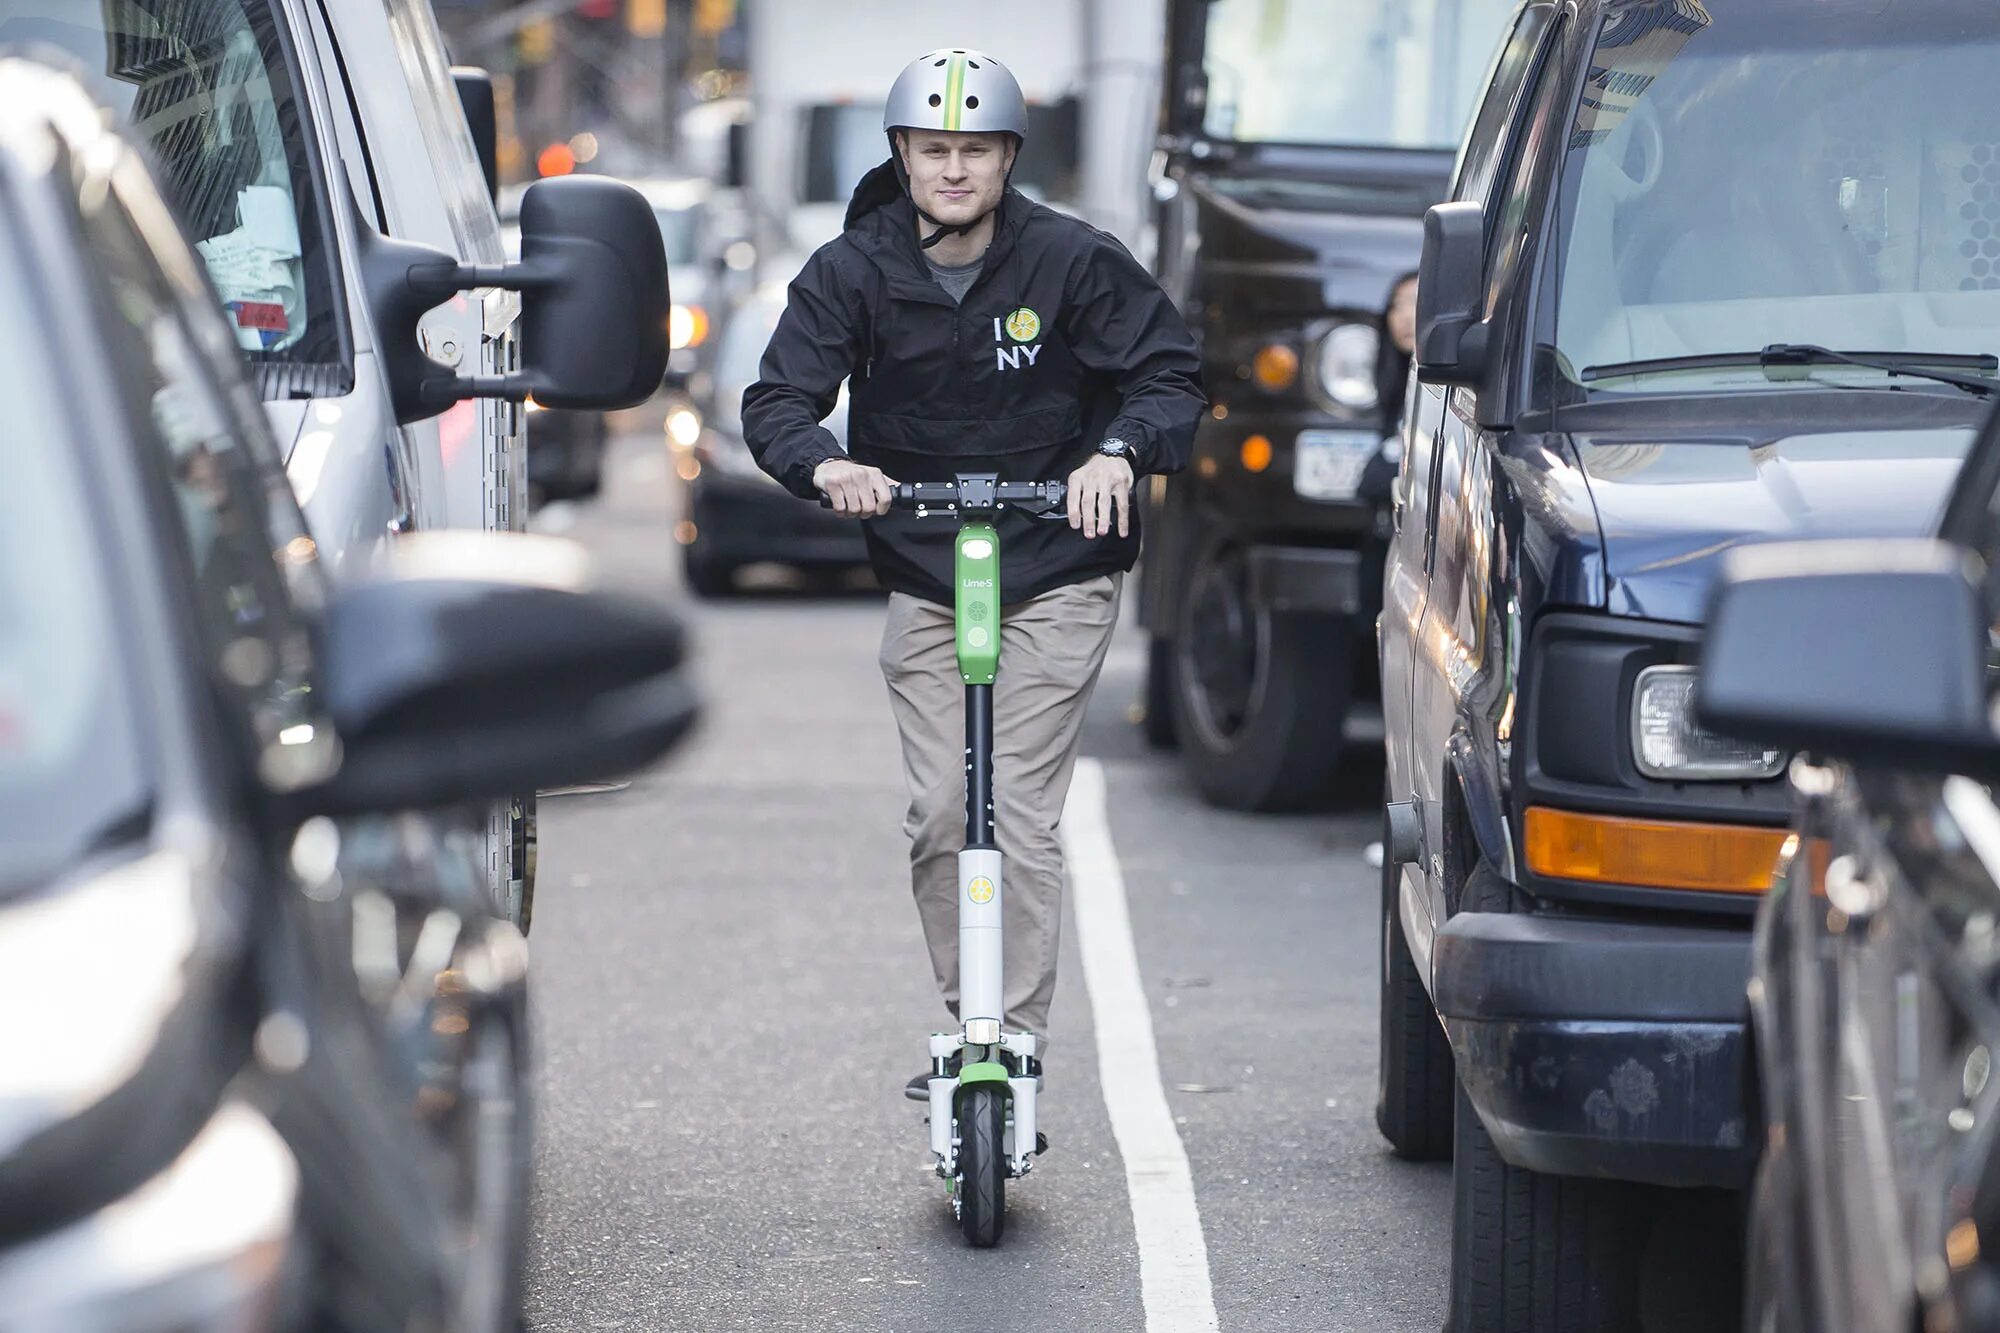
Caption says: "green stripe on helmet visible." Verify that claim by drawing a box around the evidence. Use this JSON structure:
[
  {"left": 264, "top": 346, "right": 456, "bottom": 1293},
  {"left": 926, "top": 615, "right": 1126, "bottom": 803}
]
[{"left": 943, "top": 53, "right": 966, "bottom": 131}]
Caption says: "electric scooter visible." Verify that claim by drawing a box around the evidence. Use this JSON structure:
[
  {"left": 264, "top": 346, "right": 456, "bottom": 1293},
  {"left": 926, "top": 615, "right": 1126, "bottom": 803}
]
[{"left": 830, "top": 473, "right": 1065, "bottom": 1247}]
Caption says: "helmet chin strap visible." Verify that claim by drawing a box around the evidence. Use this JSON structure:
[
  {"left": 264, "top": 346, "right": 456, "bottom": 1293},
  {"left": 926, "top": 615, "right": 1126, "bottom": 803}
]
[{"left": 915, "top": 206, "right": 977, "bottom": 251}]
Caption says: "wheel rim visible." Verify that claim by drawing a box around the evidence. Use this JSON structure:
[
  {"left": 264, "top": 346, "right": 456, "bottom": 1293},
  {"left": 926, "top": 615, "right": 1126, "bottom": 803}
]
[
  {"left": 1178, "top": 545, "right": 1271, "bottom": 747},
  {"left": 454, "top": 1022, "right": 520, "bottom": 1333}
]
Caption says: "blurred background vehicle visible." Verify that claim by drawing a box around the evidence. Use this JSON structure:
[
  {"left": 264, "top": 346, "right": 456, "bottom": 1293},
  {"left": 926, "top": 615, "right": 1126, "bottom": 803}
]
[
  {"left": 0, "top": 59, "right": 696, "bottom": 1330},
  {"left": 1139, "top": 0, "right": 1510, "bottom": 811},
  {"left": 671, "top": 277, "right": 869, "bottom": 596},
  {"left": 1701, "top": 397, "right": 2000, "bottom": 1333}
]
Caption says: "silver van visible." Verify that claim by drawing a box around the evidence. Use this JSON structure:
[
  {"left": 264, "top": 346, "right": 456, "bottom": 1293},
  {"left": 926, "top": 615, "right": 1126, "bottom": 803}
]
[{"left": 0, "top": 0, "right": 656, "bottom": 927}]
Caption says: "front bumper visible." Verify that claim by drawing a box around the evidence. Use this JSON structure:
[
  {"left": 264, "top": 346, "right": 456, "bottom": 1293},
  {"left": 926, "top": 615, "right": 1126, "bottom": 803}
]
[
  {"left": 1432, "top": 907, "right": 1754, "bottom": 1188},
  {"left": 690, "top": 471, "right": 868, "bottom": 567}
]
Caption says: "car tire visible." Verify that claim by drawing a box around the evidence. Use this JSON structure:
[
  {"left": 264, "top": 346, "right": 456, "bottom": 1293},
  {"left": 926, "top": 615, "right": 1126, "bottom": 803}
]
[
  {"left": 1142, "top": 635, "right": 1178, "bottom": 749},
  {"left": 509, "top": 793, "right": 537, "bottom": 936},
  {"left": 1169, "top": 535, "right": 1347, "bottom": 811},
  {"left": 1376, "top": 801, "right": 1454, "bottom": 1161},
  {"left": 1446, "top": 1078, "right": 1644, "bottom": 1333},
  {"left": 683, "top": 541, "right": 735, "bottom": 599}
]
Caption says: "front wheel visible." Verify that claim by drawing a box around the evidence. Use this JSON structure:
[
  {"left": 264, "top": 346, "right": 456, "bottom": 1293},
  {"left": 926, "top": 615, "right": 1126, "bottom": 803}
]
[
  {"left": 955, "top": 1084, "right": 1007, "bottom": 1248},
  {"left": 1170, "top": 537, "right": 1349, "bottom": 811}
]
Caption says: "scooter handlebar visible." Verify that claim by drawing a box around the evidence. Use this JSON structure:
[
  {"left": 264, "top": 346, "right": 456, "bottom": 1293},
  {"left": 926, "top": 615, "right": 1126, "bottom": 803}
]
[{"left": 817, "top": 477, "right": 1068, "bottom": 515}]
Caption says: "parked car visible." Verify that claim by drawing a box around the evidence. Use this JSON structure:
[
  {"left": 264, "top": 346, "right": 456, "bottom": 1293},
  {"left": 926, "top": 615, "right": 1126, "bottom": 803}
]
[
  {"left": 672, "top": 280, "right": 869, "bottom": 596},
  {"left": 1376, "top": 0, "right": 2000, "bottom": 1326},
  {"left": 0, "top": 0, "right": 653, "bottom": 928},
  {"left": 1701, "top": 410, "right": 2000, "bottom": 1330},
  {"left": 1139, "top": 0, "right": 1510, "bottom": 810},
  {"left": 0, "top": 59, "right": 695, "bottom": 1329}
]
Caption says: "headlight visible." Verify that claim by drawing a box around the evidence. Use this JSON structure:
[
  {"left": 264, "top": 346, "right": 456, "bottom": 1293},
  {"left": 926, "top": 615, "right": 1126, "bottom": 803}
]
[
  {"left": 0, "top": 1100, "right": 298, "bottom": 1330},
  {"left": 1632, "top": 666, "right": 1785, "bottom": 779},
  {"left": 669, "top": 303, "right": 710, "bottom": 351},
  {"left": 1313, "top": 323, "right": 1380, "bottom": 411}
]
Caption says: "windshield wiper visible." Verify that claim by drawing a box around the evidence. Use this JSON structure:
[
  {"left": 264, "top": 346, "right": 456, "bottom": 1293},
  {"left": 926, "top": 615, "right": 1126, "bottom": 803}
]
[{"left": 1581, "top": 344, "right": 2000, "bottom": 397}]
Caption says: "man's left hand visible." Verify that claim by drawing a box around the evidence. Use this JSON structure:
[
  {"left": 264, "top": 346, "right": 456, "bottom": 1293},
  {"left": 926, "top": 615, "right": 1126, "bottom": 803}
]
[{"left": 1067, "top": 454, "right": 1135, "bottom": 540}]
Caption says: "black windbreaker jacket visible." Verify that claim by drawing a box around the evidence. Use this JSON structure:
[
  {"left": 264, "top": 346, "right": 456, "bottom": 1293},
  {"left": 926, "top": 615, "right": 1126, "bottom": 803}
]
[{"left": 742, "top": 161, "right": 1205, "bottom": 606}]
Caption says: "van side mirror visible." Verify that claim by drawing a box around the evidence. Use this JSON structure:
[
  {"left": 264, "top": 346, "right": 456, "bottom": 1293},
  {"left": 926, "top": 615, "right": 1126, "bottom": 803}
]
[
  {"left": 514, "top": 177, "right": 672, "bottom": 409},
  {"left": 1697, "top": 539, "right": 1999, "bottom": 776},
  {"left": 353, "top": 177, "right": 670, "bottom": 425},
  {"left": 1415, "top": 201, "right": 1489, "bottom": 386},
  {"left": 451, "top": 67, "right": 499, "bottom": 205}
]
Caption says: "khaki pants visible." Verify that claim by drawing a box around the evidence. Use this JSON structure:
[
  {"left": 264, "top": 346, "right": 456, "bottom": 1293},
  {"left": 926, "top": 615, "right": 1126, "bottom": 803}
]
[{"left": 879, "top": 573, "right": 1121, "bottom": 1040}]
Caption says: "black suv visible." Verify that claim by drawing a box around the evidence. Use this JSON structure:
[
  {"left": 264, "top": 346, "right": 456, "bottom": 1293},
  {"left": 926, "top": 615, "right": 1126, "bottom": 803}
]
[{"left": 1376, "top": 0, "right": 2000, "bottom": 1326}]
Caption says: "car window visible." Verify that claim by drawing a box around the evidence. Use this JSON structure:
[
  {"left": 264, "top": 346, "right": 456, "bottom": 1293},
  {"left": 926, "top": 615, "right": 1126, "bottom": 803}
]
[
  {"left": 1550, "top": 3, "right": 2000, "bottom": 392},
  {"left": 1451, "top": 5, "right": 1550, "bottom": 208},
  {"left": 653, "top": 206, "right": 702, "bottom": 268},
  {"left": 89, "top": 166, "right": 336, "bottom": 793},
  {"left": 1484, "top": 17, "right": 1568, "bottom": 313},
  {"left": 0, "top": 245, "right": 151, "bottom": 894},
  {"left": 0, "top": 0, "right": 347, "bottom": 389}
]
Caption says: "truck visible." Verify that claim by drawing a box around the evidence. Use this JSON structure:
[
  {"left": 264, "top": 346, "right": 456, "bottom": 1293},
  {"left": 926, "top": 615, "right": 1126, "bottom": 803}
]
[
  {"left": 742, "top": 0, "right": 1162, "bottom": 260},
  {"left": 1143, "top": 0, "right": 1510, "bottom": 810}
]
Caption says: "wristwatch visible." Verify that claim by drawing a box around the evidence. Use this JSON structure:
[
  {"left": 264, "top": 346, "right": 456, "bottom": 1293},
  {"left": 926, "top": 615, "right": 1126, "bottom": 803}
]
[{"left": 1097, "top": 437, "right": 1138, "bottom": 467}]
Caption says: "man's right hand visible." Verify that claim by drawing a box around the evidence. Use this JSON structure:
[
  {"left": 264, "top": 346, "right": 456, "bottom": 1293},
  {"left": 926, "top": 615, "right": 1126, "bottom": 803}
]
[{"left": 814, "top": 458, "right": 897, "bottom": 517}]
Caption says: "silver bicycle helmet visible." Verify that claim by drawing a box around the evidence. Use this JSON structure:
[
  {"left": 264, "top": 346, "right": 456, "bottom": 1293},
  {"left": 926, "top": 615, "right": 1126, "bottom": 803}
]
[{"left": 884, "top": 48, "right": 1028, "bottom": 140}]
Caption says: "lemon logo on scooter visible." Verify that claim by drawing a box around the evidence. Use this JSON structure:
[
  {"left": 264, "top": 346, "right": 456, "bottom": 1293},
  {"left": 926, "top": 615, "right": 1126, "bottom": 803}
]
[{"left": 827, "top": 472, "right": 1064, "bottom": 1247}]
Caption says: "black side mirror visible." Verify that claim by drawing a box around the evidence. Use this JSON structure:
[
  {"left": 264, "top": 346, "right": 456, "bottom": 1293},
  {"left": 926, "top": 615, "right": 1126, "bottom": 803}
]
[
  {"left": 451, "top": 66, "right": 499, "bottom": 205},
  {"left": 1415, "top": 201, "right": 1489, "bottom": 386},
  {"left": 514, "top": 177, "right": 672, "bottom": 409},
  {"left": 1697, "top": 539, "right": 1997, "bottom": 775},
  {"left": 351, "top": 177, "right": 670, "bottom": 425},
  {"left": 293, "top": 533, "right": 698, "bottom": 817}
]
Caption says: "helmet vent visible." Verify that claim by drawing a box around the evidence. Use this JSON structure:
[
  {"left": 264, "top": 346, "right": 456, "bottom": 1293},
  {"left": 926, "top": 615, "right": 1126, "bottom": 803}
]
[
  {"left": 928, "top": 93, "right": 942, "bottom": 107},
  {"left": 965, "top": 95, "right": 980, "bottom": 109},
  {"left": 934, "top": 58, "right": 947, "bottom": 67},
  {"left": 968, "top": 60, "right": 981, "bottom": 69}
]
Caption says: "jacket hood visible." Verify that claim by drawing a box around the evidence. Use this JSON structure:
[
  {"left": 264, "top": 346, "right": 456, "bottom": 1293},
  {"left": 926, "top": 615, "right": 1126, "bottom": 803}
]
[{"left": 1564, "top": 398, "right": 1980, "bottom": 622}]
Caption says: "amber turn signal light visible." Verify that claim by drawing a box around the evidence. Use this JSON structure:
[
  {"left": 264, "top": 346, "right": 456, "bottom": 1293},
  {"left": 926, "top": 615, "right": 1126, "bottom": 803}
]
[
  {"left": 1240, "top": 434, "right": 1273, "bottom": 472},
  {"left": 1523, "top": 807, "right": 1788, "bottom": 895},
  {"left": 1252, "top": 343, "right": 1299, "bottom": 390}
]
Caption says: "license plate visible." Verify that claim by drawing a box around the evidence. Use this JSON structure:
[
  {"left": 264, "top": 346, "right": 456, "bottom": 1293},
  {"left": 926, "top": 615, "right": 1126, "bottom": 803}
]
[{"left": 1293, "top": 430, "right": 1379, "bottom": 502}]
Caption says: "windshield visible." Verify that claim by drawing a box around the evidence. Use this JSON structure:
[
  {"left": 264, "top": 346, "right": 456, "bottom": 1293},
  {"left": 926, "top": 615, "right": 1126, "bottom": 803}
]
[
  {"left": 653, "top": 207, "right": 702, "bottom": 267},
  {"left": 0, "top": 0, "right": 342, "bottom": 380},
  {"left": 1202, "top": 0, "right": 1509, "bottom": 149},
  {"left": 1553, "top": 2, "right": 2000, "bottom": 393},
  {"left": 0, "top": 254, "right": 151, "bottom": 894}
]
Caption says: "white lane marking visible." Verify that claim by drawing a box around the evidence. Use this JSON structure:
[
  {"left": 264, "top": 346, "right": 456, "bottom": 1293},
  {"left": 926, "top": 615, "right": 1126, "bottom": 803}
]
[{"left": 1064, "top": 758, "right": 1220, "bottom": 1333}]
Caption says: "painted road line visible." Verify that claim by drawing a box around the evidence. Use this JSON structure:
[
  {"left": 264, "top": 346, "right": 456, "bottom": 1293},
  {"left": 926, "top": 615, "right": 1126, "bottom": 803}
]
[{"left": 1064, "top": 758, "right": 1220, "bottom": 1332}]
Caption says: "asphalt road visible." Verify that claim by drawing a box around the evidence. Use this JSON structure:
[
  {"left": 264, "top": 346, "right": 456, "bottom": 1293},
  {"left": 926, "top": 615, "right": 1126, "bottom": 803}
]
[{"left": 518, "top": 422, "right": 1737, "bottom": 1332}]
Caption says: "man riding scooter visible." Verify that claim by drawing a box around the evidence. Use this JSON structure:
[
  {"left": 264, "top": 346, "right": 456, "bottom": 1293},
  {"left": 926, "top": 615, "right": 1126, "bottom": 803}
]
[{"left": 743, "top": 49, "right": 1204, "bottom": 1097}]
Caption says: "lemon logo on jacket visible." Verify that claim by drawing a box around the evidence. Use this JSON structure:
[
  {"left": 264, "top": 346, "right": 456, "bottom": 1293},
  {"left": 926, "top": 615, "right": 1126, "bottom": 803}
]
[{"left": 994, "top": 308, "right": 1043, "bottom": 371}]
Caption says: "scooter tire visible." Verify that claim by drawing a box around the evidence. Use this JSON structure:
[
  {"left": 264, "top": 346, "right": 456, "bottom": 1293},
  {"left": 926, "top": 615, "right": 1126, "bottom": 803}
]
[{"left": 956, "top": 1084, "right": 1007, "bottom": 1249}]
